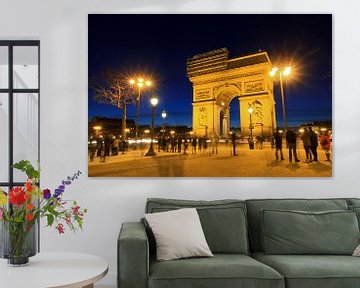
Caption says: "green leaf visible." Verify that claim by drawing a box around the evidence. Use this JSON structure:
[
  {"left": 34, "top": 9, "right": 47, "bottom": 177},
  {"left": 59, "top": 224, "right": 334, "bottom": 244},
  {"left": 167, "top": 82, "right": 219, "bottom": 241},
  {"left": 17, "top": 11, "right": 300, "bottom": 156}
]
[
  {"left": 12, "top": 160, "right": 40, "bottom": 180},
  {"left": 47, "top": 214, "right": 54, "bottom": 227}
]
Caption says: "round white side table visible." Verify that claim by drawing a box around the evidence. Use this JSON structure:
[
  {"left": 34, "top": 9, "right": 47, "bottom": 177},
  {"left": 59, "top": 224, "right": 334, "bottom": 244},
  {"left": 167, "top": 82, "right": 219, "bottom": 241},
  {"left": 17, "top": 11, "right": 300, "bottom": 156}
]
[{"left": 0, "top": 252, "right": 108, "bottom": 288}]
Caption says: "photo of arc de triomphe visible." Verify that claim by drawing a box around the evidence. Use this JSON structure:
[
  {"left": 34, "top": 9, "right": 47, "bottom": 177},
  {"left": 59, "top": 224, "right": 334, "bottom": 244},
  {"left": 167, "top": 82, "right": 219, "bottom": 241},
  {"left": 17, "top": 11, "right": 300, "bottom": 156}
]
[{"left": 187, "top": 48, "right": 276, "bottom": 138}]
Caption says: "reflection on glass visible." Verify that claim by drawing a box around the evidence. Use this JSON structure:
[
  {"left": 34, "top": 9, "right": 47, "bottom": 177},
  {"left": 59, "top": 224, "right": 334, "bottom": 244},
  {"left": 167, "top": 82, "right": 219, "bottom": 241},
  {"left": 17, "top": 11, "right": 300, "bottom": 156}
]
[
  {"left": 13, "top": 93, "right": 39, "bottom": 182},
  {"left": 0, "top": 47, "right": 8, "bottom": 89},
  {"left": 0, "top": 94, "right": 9, "bottom": 182},
  {"left": 13, "top": 46, "right": 38, "bottom": 89}
]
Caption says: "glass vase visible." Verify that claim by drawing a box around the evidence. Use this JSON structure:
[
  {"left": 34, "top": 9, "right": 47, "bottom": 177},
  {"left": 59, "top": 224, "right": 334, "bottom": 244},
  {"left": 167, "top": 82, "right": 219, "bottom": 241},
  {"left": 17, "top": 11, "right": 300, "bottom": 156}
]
[{"left": 0, "top": 220, "right": 37, "bottom": 266}]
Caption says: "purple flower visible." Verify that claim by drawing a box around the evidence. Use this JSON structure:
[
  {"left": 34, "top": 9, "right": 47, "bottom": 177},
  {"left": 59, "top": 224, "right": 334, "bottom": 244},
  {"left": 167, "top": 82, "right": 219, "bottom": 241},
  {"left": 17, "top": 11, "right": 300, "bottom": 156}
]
[
  {"left": 43, "top": 189, "right": 51, "bottom": 200},
  {"left": 54, "top": 171, "right": 82, "bottom": 199},
  {"left": 54, "top": 189, "right": 63, "bottom": 198}
]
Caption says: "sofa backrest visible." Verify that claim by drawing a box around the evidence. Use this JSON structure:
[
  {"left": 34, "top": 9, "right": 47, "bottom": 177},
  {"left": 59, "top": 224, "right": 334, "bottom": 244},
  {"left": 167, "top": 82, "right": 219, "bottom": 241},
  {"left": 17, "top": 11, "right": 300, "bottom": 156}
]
[
  {"left": 245, "top": 198, "right": 349, "bottom": 252},
  {"left": 348, "top": 198, "right": 360, "bottom": 207},
  {"left": 145, "top": 198, "right": 249, "bottom": 254}
]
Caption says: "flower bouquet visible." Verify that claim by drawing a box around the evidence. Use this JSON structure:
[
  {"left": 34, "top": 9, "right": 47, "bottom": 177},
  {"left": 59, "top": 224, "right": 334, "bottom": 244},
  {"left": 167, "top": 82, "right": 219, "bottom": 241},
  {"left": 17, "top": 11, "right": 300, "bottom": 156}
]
[{"left": 0, "top": 160, "right": 87, "bottom": 266}]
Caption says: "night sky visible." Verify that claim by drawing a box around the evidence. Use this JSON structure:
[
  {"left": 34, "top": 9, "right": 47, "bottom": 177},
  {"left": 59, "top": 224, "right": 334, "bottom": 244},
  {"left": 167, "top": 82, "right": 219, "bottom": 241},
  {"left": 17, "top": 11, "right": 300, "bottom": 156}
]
[{"left": 88, "top": 14, "right": 332, "bottom": 128}]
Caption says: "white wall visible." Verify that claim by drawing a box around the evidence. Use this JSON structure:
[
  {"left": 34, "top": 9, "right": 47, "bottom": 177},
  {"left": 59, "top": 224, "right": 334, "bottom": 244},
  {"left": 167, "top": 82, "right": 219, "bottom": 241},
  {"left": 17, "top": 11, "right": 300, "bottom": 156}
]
[{"left": 1, "top": 0, "right": 360, "bottom": 286}]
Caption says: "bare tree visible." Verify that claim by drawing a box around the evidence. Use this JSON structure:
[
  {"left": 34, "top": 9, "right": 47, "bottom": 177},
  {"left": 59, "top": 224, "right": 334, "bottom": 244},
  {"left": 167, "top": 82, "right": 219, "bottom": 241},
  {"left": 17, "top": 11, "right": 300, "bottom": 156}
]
[{"left": 90, "top": 69, "right": 136, "bottom": 139}]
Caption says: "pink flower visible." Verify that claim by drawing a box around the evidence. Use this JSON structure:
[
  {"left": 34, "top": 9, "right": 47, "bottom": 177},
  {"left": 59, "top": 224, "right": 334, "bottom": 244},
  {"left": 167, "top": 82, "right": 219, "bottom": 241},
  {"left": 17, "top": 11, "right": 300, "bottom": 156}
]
[
  {"left": 65, "top": 214, "right": 71, "bottom": 225},
  {"left": 56, "top": 223, "right": 65, "bottom": 234},
  {"left": 72, "top": 205, "right": 80, "bottom": 215},
  {"left": 0, "top": 208, "right": 3, "bottom": 220}
]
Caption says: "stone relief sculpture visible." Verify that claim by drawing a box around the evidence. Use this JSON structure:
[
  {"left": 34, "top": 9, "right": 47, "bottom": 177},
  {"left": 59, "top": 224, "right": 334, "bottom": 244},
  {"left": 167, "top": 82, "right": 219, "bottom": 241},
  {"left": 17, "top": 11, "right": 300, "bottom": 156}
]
[
  {"left": 249, "top": 100, "right": 263, "bottom": 123},
  {"left": 198, "top": 107, "right": 208, "bottom": 127}
]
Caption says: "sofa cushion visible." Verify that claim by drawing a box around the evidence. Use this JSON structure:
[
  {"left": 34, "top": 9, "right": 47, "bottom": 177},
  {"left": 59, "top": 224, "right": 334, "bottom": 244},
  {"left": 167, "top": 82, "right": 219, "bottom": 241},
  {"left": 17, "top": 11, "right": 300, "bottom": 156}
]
[
  {"left": 246, "top": 198, "right": 349, "bottom": 252},
  {"left": 252, "top": 252, "right": 360, "bottom": 288},
  {"left": 149, "top": 254, "right": 284, "bottom": 288},
  {"left": 145, "top": 208, "right": 213, "bottom": 261},
  {"left": 146, "top": 198, "right": 249, "bottom": 254},
  {"left": 261, "top": 209, "right": 359, "bottom": 255}
]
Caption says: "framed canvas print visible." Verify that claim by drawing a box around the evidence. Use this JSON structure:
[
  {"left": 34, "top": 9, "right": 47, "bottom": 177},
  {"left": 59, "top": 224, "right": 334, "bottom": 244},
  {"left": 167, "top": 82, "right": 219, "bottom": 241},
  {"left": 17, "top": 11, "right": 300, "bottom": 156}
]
[{"left": 88, "top": 14, "right": 332, "bottom": 177}]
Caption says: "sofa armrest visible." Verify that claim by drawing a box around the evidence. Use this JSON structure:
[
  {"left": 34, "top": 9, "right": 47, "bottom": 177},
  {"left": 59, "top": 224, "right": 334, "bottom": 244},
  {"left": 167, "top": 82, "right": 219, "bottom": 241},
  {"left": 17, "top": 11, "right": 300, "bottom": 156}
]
[{"left": 118, "top": 222, "right": 149, "bottom": 288}]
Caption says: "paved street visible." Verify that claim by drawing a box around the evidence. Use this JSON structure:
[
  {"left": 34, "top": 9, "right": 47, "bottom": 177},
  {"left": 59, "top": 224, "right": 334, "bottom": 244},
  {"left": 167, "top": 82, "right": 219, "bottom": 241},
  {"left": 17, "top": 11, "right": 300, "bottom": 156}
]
[{"left": 88, "top": 142, "right": 332, "bottom": 177}]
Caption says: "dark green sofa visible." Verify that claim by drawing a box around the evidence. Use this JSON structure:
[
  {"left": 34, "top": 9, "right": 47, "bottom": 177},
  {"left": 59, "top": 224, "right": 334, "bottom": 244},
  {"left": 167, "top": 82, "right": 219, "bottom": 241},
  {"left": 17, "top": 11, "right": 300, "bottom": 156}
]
[{"left": 118, "top": 198, "right": 360, "bottom": 288}]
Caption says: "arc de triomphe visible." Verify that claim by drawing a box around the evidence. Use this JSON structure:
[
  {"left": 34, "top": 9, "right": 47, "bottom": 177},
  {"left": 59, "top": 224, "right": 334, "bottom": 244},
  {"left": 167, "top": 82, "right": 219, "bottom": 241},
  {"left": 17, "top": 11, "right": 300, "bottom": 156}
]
[{"left": 187, "top": 48, "right": 276, "bottom": 138}]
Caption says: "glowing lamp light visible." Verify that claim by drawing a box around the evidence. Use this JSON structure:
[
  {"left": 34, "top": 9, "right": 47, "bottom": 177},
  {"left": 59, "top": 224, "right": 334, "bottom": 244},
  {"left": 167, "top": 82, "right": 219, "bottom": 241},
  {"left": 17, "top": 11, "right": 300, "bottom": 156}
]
[
  {"left": 145, "top": 80, "right": 152, "bottom": 87},
  {"left": 162, "top": 111, "right": 167, "bottom": 119},
  {"left": 320, "top": 128, "right": 327, "bottom": 132},
  {"left": 129, "top": 79, "right": 136, "bottom": 85},
  {"left": 150, "top": 96, "right": 159, "bottom": 107},
  {"left": 299, "top": 128, "right": 305, "bottom": 133},
  {"left": 170, "top": 130, "right": 175, "bottom": 135},
  {"left": 269, "top": 67, "right": 279, "bottom": 77},
  {"left": 248, "top": 107, "right": 254, "bottom": 114},
  {"left": 137, "top": 82, "right": 144, "bottom": 88},
  {"left": 138, "top": 78, "right": 144, "bottom": 83},
  {"left": 93, "top": 126, "right": 102, "bottom": 130},
  {"left": 283, "top": 67, "right": 291, "bottom": 76},
  {"left": 144, "top": 129, "right": 150, "bottom": 134}
]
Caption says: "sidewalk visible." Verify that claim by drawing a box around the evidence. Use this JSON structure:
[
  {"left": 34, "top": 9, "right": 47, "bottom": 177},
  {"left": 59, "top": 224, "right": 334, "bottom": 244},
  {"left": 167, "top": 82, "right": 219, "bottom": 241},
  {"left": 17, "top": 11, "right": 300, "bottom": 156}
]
[{"left": 88, "top": 143, "right": 332, "bottom": 177}]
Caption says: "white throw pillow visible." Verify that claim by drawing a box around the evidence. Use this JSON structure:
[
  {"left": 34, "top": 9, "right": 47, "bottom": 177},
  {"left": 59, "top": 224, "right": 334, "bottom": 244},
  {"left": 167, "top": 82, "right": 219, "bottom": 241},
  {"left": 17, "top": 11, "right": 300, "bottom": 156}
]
[
  {"left": 145, "top": 208, "right": 213, "bottom": 261},
  {"left": 353, "top": 244, "right": 360, "bottom": 256}
]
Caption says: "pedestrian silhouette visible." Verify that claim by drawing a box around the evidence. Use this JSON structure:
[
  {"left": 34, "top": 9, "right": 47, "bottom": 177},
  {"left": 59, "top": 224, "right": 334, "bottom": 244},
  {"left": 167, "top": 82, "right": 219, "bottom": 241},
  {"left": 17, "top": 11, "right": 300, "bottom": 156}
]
[
  {"left": 309, "top": 126, "right": 318, "bottom": 162},
  {"left": 273, "top": 128, "right": 284, "bottom": 161},
  {"left": 285, "top": 127, "right": 300, "bottom": 163},
  {"left": 231, "top": 133, "right": 237, "bottom": 156}
]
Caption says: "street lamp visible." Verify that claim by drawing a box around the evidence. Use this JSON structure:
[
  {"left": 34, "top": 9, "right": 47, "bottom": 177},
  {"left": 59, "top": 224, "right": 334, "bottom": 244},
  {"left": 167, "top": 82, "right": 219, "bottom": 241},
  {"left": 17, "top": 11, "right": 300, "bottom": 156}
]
[
  {"left": 248, "top": 107, "right": 254, "bottom": 139},
  {"left": 161, "top": 111, "right": 167, "bottom": 136},
  {"left": 145, "top": 96, "right": 159, "bottom": 156},
  {"left": 129, "top": 77, "right": 152, "bottom": 144},
  {"left": 269, "top": 66, "right": 292, "bottom": 132},
  {"left": 248, "top": 107, "right": 255, "bottom": 150}
]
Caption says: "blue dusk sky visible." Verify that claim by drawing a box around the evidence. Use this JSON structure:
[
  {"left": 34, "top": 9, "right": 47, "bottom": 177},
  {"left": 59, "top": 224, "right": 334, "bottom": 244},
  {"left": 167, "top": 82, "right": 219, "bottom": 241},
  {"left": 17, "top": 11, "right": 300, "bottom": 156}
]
[{"left": 88, "top": 14, "right": 332, "bottom": 128}]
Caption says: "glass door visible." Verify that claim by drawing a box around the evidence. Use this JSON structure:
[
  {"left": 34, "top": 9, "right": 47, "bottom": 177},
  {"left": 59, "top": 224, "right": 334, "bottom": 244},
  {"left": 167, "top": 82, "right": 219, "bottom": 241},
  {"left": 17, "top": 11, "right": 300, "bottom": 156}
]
[{"left": 0, "top": 40, "right": 40, "bottom": 249}]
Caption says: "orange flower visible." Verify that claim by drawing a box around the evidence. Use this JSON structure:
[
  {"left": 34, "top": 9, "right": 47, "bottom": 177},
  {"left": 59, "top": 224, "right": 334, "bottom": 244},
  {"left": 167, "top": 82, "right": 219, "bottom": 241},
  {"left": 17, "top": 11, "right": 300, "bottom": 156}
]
[
  {"left": 26, "top": 214, "right": 33, "bottom": 221},
  {"left": 25, "top": 182, "right": 33, "bottom": 192},
  {"left": 26, "top": 203, "right": 34, "bottom": 210},
  {"left": 24, "top": 193, "right": 31, "bottom": 200}
]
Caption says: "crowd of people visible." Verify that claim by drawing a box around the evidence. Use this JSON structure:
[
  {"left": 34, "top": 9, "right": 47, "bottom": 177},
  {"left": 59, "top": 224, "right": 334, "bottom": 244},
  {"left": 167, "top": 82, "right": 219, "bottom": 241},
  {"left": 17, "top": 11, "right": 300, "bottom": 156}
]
[
  {"left": 273, "top": 126, "right": 332, "bottom": 163},
  {"left": 88, "top": 134, "right": 128, "bottom": 162},
  {"left": 88, "top": 127, "right": 332, "bottom": 164},
  {"left": 157, "top": 134, "right": 219, "bottom": 155}
]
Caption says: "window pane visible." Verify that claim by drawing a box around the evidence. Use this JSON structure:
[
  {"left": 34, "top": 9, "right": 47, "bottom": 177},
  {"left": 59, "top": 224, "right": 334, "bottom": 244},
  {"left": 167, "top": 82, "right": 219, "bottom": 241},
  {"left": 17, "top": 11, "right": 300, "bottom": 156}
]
[
  {"left": 0, "top": 94, "right": 9, "bottom": 182},
  {"left": 0, "top": 46, "right": 8, "bottom": 89},
  {"left": 13, "top": 46, "right": 38, "bottom": 89},
  {"left": 0, "top": 186, "right": 8, "bottom": 192},
  {"left": 13, "top": 93, "right": 38, "bottom": 182}
]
